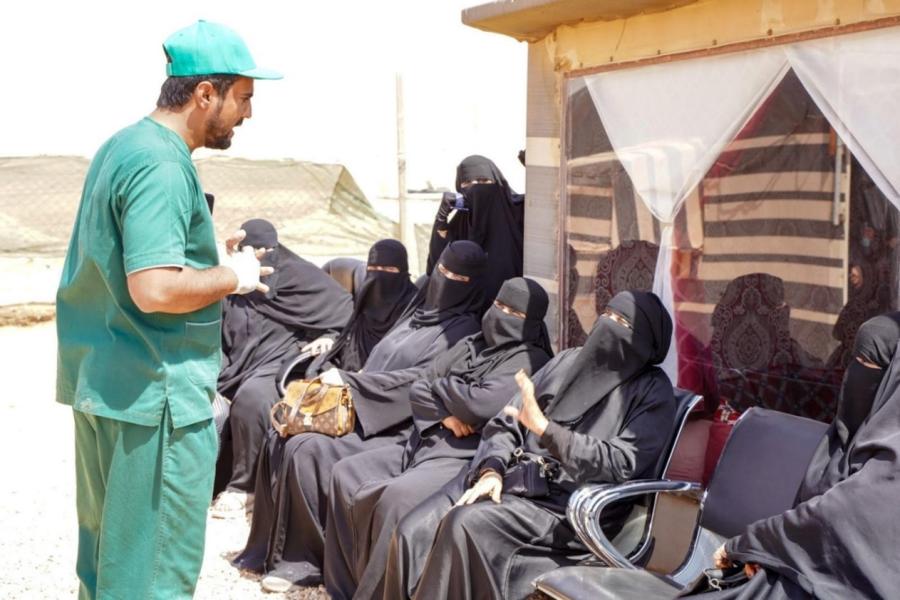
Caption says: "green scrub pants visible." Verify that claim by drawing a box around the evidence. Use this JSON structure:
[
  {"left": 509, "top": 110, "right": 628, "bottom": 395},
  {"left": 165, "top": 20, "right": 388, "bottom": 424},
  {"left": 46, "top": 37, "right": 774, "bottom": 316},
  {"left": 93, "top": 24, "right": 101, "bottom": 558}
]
[{"left": 73, "top": 405, "right": 218, "bottom": 600}]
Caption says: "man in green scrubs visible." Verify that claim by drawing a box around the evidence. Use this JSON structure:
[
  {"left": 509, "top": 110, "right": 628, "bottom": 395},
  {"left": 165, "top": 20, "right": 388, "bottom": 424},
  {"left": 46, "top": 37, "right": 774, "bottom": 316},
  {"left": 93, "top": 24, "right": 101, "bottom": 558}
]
[{"left": 55, "top": 20, "right": 281, "bottom": 599}]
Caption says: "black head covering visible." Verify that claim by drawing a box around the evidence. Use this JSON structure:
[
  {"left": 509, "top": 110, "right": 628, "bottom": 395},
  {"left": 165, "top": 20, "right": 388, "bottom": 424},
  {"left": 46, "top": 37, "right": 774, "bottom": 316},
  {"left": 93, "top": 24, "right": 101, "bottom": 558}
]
[
  {"left": 234, "top": 219, "right": 351, "bottom": 331},
  {"left": 853, "top": 313, "right": 900, "bottom": 367},
  {"left": 241, "top": 218, "right": 279, "bottom": 251},
  {"left": 410, "top": 241, "right": 487, "bottom": 328},
  {"left": 447, "top": 277, "right": 554, "bottom": 382},
  {"left": 832, "top": 313, "right": 900, "bottom": 446},
  {"left": 545, "top": 290, "right": 672, "bottom": 423},
  {"left": 317, "top": 239, "right": 418, "bottom": 372},
  {"left": 481, "top": 277, "right": 553, "bottom": 356},
  {"left": 726, "top": 312, "right": 900, "bottom": 598}
]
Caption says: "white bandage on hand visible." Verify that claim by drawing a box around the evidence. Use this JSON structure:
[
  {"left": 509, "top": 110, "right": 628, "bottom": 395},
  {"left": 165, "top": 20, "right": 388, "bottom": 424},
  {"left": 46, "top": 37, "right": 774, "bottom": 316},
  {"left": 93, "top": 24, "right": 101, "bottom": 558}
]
[{"left": 225, "top": 246, "right": 262, "bottom": 294}]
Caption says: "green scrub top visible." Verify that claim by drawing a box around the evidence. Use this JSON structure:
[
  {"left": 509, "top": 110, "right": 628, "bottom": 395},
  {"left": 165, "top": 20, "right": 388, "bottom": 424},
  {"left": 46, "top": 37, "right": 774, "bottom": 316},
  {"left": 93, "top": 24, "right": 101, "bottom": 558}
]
[{"left": 56, "top": 117, "right": 222, "bottom": 429}]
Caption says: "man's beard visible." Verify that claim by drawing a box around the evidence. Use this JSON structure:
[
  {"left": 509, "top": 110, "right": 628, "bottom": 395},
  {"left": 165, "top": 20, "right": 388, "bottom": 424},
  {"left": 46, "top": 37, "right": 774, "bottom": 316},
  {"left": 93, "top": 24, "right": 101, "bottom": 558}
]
[{"left": 204, "top": 104, "right": 240, "bottom": 150}]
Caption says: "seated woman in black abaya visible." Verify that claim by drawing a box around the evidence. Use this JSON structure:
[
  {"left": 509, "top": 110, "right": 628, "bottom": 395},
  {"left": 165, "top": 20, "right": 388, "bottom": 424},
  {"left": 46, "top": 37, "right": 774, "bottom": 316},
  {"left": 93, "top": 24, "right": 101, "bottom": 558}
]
[
  {"left": 214, "top": 219, "right": 354, "bottom": 513},
  {"left": 274, "top": 239, "right": 418, "bottom": 382},
  {"left": 383, "top": 290, "right": 677, "bottom": 600},
  {"left": 232, "top": 240, "right": 488, "bottom": 592},
  {"left": 685, "top": 312, "right": 900, "bottom": 600},
  {"left": 426, "top": 155, "right": 524, "bottom": 313},
  {"left": 323, "top": 277, "right": 555, "bottom": 600}
]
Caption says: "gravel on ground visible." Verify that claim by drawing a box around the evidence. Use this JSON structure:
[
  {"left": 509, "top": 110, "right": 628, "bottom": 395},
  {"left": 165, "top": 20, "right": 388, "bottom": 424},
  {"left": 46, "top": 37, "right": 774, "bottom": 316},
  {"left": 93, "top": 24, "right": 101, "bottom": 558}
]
[{"left": 1, "top": 322, "right": 326, "bottom": 599}]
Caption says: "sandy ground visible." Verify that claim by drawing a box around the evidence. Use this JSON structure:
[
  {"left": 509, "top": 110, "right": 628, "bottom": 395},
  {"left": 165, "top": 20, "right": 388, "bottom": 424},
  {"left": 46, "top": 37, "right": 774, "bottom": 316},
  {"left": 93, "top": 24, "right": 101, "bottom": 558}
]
[
  {"left": 0, "top": 322, "right": 326, "bottom": 599},
  {"left": 0, "top": 194, "right": 441, "bottom": 598}
]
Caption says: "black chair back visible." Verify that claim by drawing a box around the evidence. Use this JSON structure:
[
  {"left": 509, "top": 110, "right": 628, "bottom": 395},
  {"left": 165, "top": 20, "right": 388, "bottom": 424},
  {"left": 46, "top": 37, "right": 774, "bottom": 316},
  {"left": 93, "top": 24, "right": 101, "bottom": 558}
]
[
  {"left": 655, "top": 388, "right": 703, "bottom": 478},
  {"left": 322, "top": 257, "right": 367, "bottom": 299},
  {"left": 700, "top": 408, "right": 828, "bottom": 539}
]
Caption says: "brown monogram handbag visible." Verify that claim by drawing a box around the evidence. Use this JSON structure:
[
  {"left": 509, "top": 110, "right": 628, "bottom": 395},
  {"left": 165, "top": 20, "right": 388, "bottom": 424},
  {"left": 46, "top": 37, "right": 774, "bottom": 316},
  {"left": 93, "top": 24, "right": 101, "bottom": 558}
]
[{"left": 269, "top": 377, "right": 355, "bottom": 437}]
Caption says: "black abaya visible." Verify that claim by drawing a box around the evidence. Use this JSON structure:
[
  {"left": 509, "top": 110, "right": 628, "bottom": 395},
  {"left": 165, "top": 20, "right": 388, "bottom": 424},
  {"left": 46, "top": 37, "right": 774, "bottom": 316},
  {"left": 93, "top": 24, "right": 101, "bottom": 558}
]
[
  {"left": 685, "top": 312, "right": 900, "bottom": 600},
  {"left": 217, "top": 219, "right": 353, "bottom": 493},
  {"left": 426, "top": 156, "right": 523, "bottom": 312},
  {"left": 385, "top": 291, "right": 677, "bottom": 600},
  {"left": 322, "top": 278, "right": 554, "bottom": 599},
  {"left": 304, "top": 239, "right": 418, "bottom": 377},
  {"left": 233, "top": 241, "right": 488, "bottom": 586}
]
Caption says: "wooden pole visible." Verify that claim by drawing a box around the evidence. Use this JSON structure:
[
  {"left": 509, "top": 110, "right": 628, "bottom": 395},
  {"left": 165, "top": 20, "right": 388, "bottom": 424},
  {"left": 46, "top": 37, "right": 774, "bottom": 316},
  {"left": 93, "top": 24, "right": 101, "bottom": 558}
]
[{"left": 395, "top": 73, "right": 419, "bottom": 273}]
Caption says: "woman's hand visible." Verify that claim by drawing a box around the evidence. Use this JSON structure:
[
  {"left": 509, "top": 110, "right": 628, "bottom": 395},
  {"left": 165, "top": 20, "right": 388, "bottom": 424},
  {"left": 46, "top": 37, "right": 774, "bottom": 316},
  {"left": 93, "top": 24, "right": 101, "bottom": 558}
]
[
  {"left": 714, "top": 544, "right": 760, "bottom": 578},
  {"left": 306, "top": 336, "right": 335, "bottom": 356},
  {"left": 442, "top": 415, "right": 475, "bottom": 438},
  {"left": 503, "top": 370, "right": 549, "bottom": 436},
  {"left": 320, "top": 367, "right": 344, "bottom": 386},
  {"left": 455, "top": 470, "right": 503, "bottom": 506},
  {"left": 713, "top": 544, "right": 731, "bottom": 569}
]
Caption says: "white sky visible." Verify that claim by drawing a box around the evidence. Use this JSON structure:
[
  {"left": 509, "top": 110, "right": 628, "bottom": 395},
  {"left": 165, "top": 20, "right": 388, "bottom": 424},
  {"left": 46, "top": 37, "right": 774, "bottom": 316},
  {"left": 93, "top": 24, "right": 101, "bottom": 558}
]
[{"left": 0, "top": 0, "right": 528, "bottom": 198}]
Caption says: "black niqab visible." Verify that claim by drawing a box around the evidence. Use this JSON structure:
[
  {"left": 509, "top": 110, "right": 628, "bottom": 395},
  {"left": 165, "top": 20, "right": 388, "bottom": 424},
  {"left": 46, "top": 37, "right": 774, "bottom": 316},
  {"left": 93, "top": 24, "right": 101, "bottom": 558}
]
[
  {"left": 315, "top": 239, "right": 418, "bottom": 373},
  {"left": 723, "top": 311, "right": 900, "bottom": 599},
  {"left": 832, "top": 314, "right": 900, "bottom": 446},
  {"left": 441, "top": 277, "right": 553, "bottom": 385},
  {"left": 547, "top": 290, "right": 672, "bottom": 423},
  {"left": 478, "top": 277, "right": 553, "bottom": 367},
  {"left": 410, "top": 240, "right": 486, "bottom": 327}
]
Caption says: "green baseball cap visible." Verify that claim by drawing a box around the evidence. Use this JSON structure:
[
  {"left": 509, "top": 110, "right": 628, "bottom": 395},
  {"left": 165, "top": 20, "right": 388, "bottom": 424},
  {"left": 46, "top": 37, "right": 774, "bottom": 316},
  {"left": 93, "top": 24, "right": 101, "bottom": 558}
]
[{"left": 163, "top": 20, "right": 282, "bottom": 80}]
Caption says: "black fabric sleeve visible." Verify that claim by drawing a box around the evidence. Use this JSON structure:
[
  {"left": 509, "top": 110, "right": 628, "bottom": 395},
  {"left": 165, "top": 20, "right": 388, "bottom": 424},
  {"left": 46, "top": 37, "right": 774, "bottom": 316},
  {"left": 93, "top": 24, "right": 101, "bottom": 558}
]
[
  {"left": 723, "top": 446, "right": 900, "bottom": 595},
  {"left": 343, "top": 365, "right": 425, "bottom": 437},
  {"left": 428, "top": 373, "right": 519, "bottom": 427},
  {"left": 426, "top": 222, "right": 449, "bottom": 276},
  {"left": 425, "top": 212, "right": 466, "bottom": 275},
  {"left": 408, "top": 339, "right": 479, "bottom": 432},
  {"left": 347, "top": 319, "right": 479, "bottom": 437},
  {"left": 464, "top": 408, "right": 524, "bottom": 485},
  {"left": 463, "top": 352, "right": 570, "bottom": 483},
  {"left": 539, "top": 373, "right": 675, "bottom": 485},
  {"left": 428, "top": 350, "right": 537, "bottom": 428}
]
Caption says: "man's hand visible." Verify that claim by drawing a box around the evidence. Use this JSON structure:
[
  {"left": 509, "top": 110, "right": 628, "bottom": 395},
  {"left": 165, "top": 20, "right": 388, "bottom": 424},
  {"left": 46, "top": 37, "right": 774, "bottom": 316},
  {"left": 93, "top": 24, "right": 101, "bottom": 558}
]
[
  {"left": 442, "top": 415, "right": 475, "bottom": 438},
  {"left": 222, "top": 246, "right": 274, "bottom": 294},
  {"left": 503, "top": 370, "right": 549, "bottom": 436},
  {"left": 306, "top": 336, "right": 335, "bottom": 356},
  {"left": 320, "top": 367, "right": 344, "bottom": 386},
  {"left": 455, "top": 470, "right": 502, "bottom": 506}
]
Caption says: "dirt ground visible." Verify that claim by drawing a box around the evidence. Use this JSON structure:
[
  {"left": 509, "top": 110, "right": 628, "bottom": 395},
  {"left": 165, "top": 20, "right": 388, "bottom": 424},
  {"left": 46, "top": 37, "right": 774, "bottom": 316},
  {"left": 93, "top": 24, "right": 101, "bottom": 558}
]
[
  {"left": 0, "top": 322, "right": 326, "bottom": 599},
  {"left": 0, "top": 189, "right": 440, "bottom": 598}
]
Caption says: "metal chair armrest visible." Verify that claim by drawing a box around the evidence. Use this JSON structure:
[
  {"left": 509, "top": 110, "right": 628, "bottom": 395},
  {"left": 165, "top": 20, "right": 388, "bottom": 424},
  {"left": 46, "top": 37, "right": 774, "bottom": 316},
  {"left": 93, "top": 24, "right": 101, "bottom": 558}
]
[
  {"left": 567, "top": 480, "right": 703, "bottom": 569},
  {"left": 277, "top": 347, "right": 314, "bottom": 396}
]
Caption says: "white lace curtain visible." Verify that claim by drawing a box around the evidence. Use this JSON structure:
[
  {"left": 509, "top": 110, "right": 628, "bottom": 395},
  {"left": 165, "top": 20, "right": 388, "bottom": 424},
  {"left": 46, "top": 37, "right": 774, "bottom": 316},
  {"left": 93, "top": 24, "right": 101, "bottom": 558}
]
[{"left": 580, "top": 26, "right": 900, "bottom": 380}]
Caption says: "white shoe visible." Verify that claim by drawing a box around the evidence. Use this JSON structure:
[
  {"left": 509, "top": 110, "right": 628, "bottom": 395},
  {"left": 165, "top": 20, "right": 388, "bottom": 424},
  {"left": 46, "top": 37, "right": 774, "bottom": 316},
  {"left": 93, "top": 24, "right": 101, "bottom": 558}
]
[
  {"left": 261, "top": 574, "right": 294, "bottom": 593},
  {"left": 210, "top": 491, "right": 248, "bottom": 519}
]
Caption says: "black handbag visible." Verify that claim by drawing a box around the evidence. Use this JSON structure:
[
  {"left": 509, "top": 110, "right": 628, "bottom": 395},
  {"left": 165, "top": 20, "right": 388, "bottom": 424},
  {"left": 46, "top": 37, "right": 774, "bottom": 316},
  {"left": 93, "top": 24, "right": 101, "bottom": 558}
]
[
  {"left": 680, "top": 566, "right": 750, "bottom": 595},
  {"left": 502, "top": 448, "right": 559, "bottom": 498}
]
